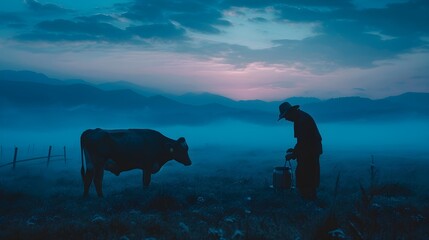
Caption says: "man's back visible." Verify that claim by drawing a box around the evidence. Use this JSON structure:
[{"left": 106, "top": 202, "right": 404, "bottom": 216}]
[{"left": 294, "top": 110, "right": 322, "bottom": 155}]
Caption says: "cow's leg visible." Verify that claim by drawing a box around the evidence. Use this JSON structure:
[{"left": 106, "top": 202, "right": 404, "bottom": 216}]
[
  {"left": 83, "top": 169, "right": 94, "bottom": 197},
  {"left": 143, "top": 170, "right": 151, "bottom": 188},
  {"left": 94, "top": 165, "right": 105, "bottom": 197},
  {"left": 83, "top": 152, "right": 94, "bottom": 197}
]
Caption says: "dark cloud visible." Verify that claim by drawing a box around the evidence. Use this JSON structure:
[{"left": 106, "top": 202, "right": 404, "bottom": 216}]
[
  {"left": 24, "top": 0, "right": 71, "bottom": 14},
  {"left": 358, "top": 0, "right": 429, "bottom": 36},
  {"left": 177, "top": 28, "right": 421, "bottom": 73},
  {"left": 127, "top": 23, "right": 188, "bottom": 40},
  {"left": 220, "top": 0, "right": 279, "bottom": 9},
  {"left": 276, "top": 6, "right": 336, "bottom": 22},
  {"left": 248, "top": 17, "right": 268, "bottom": 23},
  {"left": 31, "top": 19, "right": 129, "bottom": 42},
  {"left": 171, "top": 10, "right": 231, "bottom": 34},
  {"left": 121, "top": 0, "right": 231, "bottom": 34},
  {"left": 75, "top": 14, "right": 117, "bottom": 23},
  {"left": 318, "top": 18, "right": 423, "bottom": 52},
  {"left": 283, "top": 0, "right": 353, "bottom": 7},
  {"left": 0, "top": 12, "right": 22, "bottom": 23},
  {"left": 220, "top": 0, "right": 353, "bottom": 9},
  {"left": 9, "top": 0, "right": 429, "bottom": 72},
  {"left": 15, "top": 18, "right": 189, "bottom": 42},
  {"left": 276, "top": 1, "right": 429, "bottom": 38},
  {"left": 258, "top": 0, "right": 429, "bottom": 71},
  {"left": 121, "top": 1, "right": 164, "bottom": 22},
  {"left": 0, "top": 12, "right": 24, "bottom": 27},
  {"left": 15, "top": 32, "right": 100, "bottom": 42}
]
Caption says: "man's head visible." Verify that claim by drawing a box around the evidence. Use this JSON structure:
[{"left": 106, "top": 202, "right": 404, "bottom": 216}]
[{"left": 278, "top": 102, "right": 299, "bottom": 121}]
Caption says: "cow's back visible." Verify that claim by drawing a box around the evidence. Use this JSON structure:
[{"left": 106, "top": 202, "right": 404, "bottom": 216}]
[
  {"left": 105, "top": 129, "right": 169, "bottom": 163},
  {"left": 107, "top": 129, "right": 165, "bottom": 147}
]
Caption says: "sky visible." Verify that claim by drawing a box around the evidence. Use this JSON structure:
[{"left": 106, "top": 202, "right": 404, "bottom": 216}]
[{"left": 0, "top": 0, "right": 428, "bottom": 100}]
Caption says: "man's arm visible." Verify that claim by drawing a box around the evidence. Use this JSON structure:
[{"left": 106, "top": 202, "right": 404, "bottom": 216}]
[{"left": 286, "top": 148, "right": 297, "bottom": 160}]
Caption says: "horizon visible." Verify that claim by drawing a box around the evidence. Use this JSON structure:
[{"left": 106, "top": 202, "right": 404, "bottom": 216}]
[
  {"left": 2, "top": 69, "right": 428, "bottom": 102},
  {"left": 0, "top": 0, "right": 428, "bottom": 100}
]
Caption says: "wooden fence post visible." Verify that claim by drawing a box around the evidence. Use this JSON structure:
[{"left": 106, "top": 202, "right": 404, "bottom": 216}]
[
  {"left": 64, "top": 146, "right": 67, "bottom": 163},
  {"left": 13, "top": 147, "right": 18, "bottom": 169},
  {"left": 47, "top": 146, "right": 52, "bottom": 167}
]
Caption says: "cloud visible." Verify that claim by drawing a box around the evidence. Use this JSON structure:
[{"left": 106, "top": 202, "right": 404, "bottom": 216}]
[
  {"left": 15, "top": 18, "right": 189, "bottom": 42},
  {"left": 197, "top": 0, "right": 428, "bottom": 72},
  {"left": 171, "top": 10, "right": 231, "bottom": 34},
  {"left": 75, "top": 14, "right": 117, "bottom": 23},
  {"left": 7, "top": 0, "right": 429, "bottom": 74},
  {"left": 220, "top": 0, "right": 354, "bottom": 9},
  {"left": 24, "top": 0, "right": 71, "bottom": 14},
  {"left": 0, "top": 12, "right": 24, "bottom": 28},
  {"left": 15, "top": 0, "right": 233, "bottom": 42},
  {"left": 121, "top": 0, "right": 231, "bottom": 34},
  {"left": 276, "top": 5, "right": 337, "bottom": 22},
  {"left": 358, "top": 0, "right": 429, "bottom": 36},
  {"left": 127, "top": 23, "right": 188, "bottom": 40},
  {"left": 15, "top": 19, "right": 129, "bottom": 42},
  {"left": 238, "top": 36, "right": 419, "bottom": 72},
  {"left": 248, "top": 17, "right": 268, "bottom": 23},
  {"left": 0, "top": 12, "right": 22, "bottom": 23},
  {"left": 15, "top": 32, "right": 99, "bottom": 42}
]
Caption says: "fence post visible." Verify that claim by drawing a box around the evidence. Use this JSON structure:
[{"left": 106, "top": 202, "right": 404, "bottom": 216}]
[
  {"left": 47, "top": 146, "right": 52, "bottom": 167},
  {"left": 13, "top": 147, "right": 18, "bottom": 169},
  {"left": 64, "top": 146, "right": 67, "bottom": 163}
]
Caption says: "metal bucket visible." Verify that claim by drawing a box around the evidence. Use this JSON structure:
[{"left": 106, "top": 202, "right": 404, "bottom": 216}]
[{"left": 273, "top": 166, "right": 292, "bottom": 190}]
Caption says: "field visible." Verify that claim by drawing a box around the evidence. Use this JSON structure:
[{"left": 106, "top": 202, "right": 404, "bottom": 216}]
[{"left": 1, "top": 146, "right": 428, "bottom": 240}]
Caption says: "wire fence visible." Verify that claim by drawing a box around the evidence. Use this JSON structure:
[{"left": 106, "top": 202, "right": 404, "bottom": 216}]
[{"left": 0, "top": 145, "right": 67, "bottom": 169}]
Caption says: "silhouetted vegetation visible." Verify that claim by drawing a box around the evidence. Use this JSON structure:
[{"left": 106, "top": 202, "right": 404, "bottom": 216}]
[{"left": 0, "top": 151, "right": 428, "bottom": 239}]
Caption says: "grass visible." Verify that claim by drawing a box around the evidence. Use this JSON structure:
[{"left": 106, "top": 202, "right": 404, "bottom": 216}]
[{"left": 0, "top": 150, "right": 428, "bottom": 239}]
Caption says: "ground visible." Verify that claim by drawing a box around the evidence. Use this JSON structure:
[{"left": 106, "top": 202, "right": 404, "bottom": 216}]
[{"left": 0, "top": 148, "right": 428, "bottom": 240}]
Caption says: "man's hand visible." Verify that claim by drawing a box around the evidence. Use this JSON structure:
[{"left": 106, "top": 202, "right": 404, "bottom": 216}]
[
  {"left": 286, "top": 153, "right": 296, "bottom": 160},
  {"left": 285, "top": 148, "right": 296, "bottom": 160}
]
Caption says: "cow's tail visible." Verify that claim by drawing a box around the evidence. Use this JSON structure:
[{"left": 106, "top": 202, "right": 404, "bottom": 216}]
[{"left": 81, "top": 139, "right": 85, "bottom": 181}]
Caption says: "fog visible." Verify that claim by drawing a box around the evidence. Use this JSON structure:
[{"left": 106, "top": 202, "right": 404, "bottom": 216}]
[{"left": 1, "top": 119, "right": 428, "bottom": 169}]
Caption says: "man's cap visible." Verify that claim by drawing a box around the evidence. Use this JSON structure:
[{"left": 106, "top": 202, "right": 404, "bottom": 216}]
[{"left": 278, "top": 102, "right": 299, "bottom": 121}]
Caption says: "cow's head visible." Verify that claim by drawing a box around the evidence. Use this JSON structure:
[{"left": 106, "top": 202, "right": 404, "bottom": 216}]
[{"left": 170, "top": 137, "right": 191, "bottom": 166}]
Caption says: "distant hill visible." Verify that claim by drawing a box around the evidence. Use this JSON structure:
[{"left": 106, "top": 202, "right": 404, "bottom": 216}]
[
  {"left": 303, "top": 94, "right": 429, "bottom": 122},
  {"left": 0, "top": 70, "right": 64, "bottom": 85},
  {"left": 0, "top": 75, "right": 269, "bottom": 126},
  {"left": 171, "top": 92, "right": 236, "bottom": 106},
  {"left": 1, "top": 69, "right": 428, "bottom": 127},
  {"left": 384, "top": 92, "right": 429, "bottom": 113},
  {"left": 97, "top": 81, "right": 167, "bottom": 97},
  {"left": 0, "top": 80, "right": 150, "bottom": 109}
]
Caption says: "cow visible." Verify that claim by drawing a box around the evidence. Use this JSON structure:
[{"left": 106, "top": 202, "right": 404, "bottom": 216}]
[{"left": 80, "top": 128, "right": 191, "bottom": 197}]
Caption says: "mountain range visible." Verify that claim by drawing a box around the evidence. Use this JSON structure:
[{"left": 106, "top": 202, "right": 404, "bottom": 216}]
[{"left": 1, "top": 70, "right": 428, "bottom": 127}]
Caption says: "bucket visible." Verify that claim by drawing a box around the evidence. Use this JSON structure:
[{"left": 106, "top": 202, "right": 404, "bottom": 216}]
[{"left": 273, "top": 166, "right": 292, "bottom": 190}]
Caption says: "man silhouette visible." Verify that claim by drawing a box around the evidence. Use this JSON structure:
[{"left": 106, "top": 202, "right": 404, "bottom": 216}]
[{"left": 278, "top": 102, "right": 322, "bottom": 200}]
